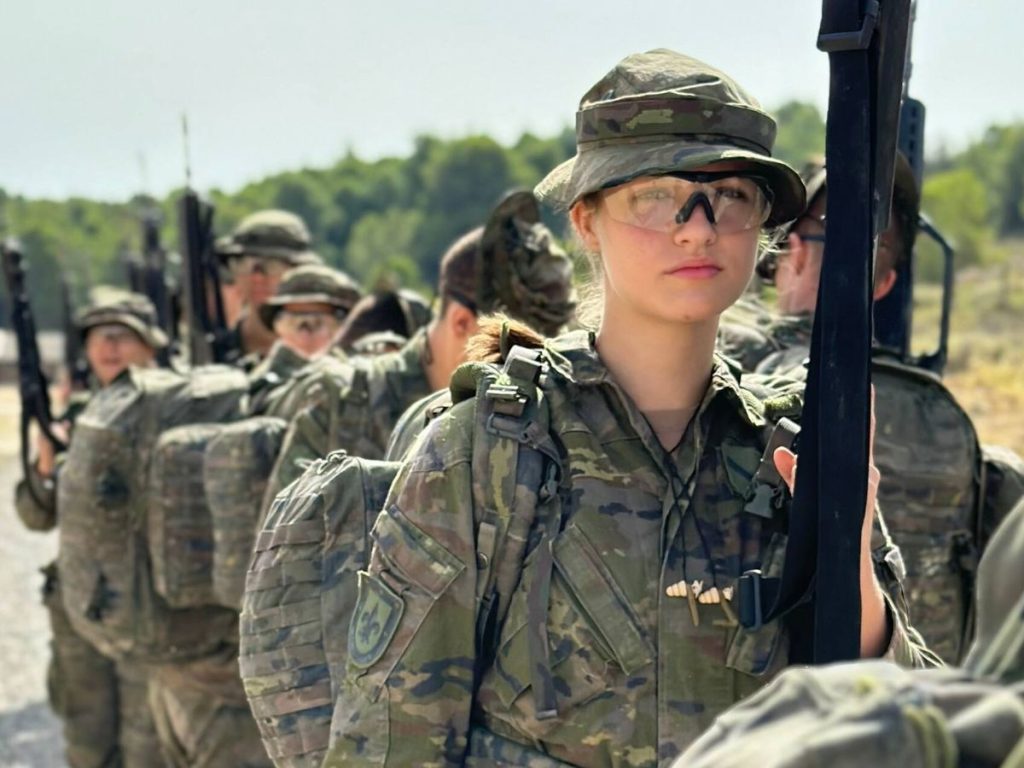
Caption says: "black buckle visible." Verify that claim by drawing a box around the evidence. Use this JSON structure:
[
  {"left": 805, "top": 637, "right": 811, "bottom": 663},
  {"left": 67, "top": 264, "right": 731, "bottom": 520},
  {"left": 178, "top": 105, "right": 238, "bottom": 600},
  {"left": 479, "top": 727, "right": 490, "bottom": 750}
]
[{"left": 817, "top": 0, "right": 879, "bottom": 53}]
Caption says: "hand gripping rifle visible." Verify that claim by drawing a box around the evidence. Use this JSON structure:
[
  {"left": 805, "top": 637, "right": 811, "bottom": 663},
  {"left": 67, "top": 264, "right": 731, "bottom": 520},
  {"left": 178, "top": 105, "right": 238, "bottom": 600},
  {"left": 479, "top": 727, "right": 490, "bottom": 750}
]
[
  {"left": 178, "top": 118, "right": 232, "bottom": 366},
  {"left": 737, "top": 0, "right": 912, "bottom": 663},
  {"left": 2, "top": 239, "right": 69, "bottom": 507}
]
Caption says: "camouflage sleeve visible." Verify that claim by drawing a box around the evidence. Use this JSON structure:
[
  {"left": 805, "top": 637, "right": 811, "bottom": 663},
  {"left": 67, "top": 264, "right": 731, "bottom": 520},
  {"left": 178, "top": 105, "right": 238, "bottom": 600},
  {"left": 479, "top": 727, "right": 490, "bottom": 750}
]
[
  {"left": 14, "top": 466, "right": 57, "bottom": 532},
  {"left": 871, "top": 505, "right": 942, "bottom": 668},
  {"left": 325, "top": 403, "right": 480, "bottom": 767},
  {"left": 263, "top": 401, "right": 333, "bottom": 509}
]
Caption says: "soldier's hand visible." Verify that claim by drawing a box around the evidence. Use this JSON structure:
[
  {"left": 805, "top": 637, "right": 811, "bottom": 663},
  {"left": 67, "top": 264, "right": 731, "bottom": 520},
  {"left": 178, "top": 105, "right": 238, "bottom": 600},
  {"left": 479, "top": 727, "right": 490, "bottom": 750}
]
[{"left": 35, "top": 421, "right": 69, "bottom": 478}]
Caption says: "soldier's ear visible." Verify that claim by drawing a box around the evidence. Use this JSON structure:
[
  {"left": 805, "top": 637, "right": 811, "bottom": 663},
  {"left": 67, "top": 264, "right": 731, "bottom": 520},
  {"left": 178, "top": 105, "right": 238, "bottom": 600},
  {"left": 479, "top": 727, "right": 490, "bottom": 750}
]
[
  {"left": 872, "top": 267, "right": 897, "bottom": 301},
  {"left": 447, "top": 301, "right": 478, "bottom": 341},
  {"left": 786, "top": 232, "right": 809, "bottom": 276},
  {"left": 570, "top": 200, "right": 600, "bottom": 252}
]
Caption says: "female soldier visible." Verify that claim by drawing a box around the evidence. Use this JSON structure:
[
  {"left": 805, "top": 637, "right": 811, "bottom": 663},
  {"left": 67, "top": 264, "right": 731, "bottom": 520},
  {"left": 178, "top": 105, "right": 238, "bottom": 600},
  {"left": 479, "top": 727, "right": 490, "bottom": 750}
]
[{"left": 325, "top": 49, "right": 931, "bottom": 767}]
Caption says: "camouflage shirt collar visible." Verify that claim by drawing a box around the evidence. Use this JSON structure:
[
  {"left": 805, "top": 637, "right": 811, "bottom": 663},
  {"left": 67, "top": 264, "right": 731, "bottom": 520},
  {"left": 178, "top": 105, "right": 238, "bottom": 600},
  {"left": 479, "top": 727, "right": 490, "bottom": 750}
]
[
  {"left": 770, "top": 312, "right": 814, "bottom": 343},
  {"left": 544, "top": 330, "right": 766, "bottom": 429}
]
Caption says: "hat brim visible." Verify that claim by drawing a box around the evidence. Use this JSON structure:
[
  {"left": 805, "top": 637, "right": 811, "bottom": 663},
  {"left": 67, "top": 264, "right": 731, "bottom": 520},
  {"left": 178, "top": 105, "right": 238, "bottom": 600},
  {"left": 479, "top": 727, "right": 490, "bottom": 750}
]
[
  {"left": 535, "top": 139, "right": 806, "bottom": 226},
  {"left": 81, "top": 315, "right": 168, "bottom": 350},
  {"left": 240, "top": 246, "right": 323, "bottom": 266},
  {"left": 258, "top": 292, "right": 352, "bottom": 329}
]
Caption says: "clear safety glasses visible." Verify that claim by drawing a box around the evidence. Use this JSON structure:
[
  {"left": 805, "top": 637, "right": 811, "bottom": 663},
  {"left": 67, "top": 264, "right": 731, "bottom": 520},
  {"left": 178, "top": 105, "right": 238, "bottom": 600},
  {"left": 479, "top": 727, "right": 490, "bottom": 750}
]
[
  {"left": 228, "top": 255, "right": 292, "bottom": 278},
  {"left": 602, "top": 172, "right": 773, "bottom": 234},
  {"left": 275, "top": 310, "right": 341, "bottom": 336}
]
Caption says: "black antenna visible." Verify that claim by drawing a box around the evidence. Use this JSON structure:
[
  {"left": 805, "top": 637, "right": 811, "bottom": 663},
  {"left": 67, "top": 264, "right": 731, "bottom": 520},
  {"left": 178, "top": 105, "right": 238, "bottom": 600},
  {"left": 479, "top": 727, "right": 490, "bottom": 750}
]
[{"left": 182, "top": 113, "right": 193, "bottom": 189}]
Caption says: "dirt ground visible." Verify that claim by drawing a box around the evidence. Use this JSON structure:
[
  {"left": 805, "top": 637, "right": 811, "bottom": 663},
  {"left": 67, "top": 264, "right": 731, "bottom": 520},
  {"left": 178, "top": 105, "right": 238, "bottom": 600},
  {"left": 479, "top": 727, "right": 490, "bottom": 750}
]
[{"left": 0, "top": 387, "right": 65, "bottom": 767}]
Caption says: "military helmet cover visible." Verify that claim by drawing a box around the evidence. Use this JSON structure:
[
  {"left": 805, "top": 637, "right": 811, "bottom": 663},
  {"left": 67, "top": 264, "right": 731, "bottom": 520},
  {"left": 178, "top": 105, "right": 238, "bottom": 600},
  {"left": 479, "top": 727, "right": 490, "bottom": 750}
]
[
  {"left": 259, "top": 264, "right": 363, "bottom": 328},
  {"left": 478, "top": 189, "right": 576, "bottom": 336},
  {"left": 535, "top": 49, "right": 805, "bottom": 226},
  {"left": 76, "top": 287, "right": 169, "bottom": 349},
  {"left": 230, "top": 209, "right": 322, "bottom": 265}
]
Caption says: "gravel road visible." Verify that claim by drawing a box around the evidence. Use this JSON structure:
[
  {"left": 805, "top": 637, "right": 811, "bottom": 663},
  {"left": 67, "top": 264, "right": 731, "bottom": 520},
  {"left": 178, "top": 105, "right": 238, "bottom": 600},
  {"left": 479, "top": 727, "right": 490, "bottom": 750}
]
[{"left": 0, "top": 392, "right": 66, "bottom": 766}]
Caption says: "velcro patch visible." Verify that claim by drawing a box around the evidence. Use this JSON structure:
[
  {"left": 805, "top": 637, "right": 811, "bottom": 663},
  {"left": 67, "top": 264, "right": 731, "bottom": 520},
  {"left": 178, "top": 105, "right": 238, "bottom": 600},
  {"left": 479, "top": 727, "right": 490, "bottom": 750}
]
[{"left": 349, "top": 571, "right": 404, "bottom": 669}]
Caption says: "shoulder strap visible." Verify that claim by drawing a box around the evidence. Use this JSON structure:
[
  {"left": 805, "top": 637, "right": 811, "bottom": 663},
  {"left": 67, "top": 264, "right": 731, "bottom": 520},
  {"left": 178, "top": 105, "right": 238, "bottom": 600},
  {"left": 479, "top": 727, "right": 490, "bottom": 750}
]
[{"left": 468, "top": 345, "right": 565, "bottom": 720}]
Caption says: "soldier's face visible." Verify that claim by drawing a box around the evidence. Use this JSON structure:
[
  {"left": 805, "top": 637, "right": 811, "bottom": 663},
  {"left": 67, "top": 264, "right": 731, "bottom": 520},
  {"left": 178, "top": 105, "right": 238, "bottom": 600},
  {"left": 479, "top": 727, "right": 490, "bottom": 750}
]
[
  {"left": 575, "top": 163, "right": 760, "bottom": 326},
  {"left": 85, "top": 324, "right": 156, "bottom": 386},
  {"left": 273, "top": 301, "right": 342, "bottom": 357}
]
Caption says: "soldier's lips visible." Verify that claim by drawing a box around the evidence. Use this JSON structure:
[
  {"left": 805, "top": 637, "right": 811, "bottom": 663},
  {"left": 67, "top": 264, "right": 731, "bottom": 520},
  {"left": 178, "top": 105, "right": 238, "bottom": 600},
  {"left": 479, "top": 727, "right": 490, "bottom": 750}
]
[{"left": 666, "top": 263, "right": 722, "bottom": 279}]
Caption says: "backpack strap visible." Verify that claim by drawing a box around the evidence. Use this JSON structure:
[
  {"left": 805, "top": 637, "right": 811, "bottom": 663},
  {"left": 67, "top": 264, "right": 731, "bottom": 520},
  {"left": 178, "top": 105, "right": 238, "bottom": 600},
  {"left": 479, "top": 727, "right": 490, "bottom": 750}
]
[{"left": 462, "top": 345, "right": 565, "bottom": 720}]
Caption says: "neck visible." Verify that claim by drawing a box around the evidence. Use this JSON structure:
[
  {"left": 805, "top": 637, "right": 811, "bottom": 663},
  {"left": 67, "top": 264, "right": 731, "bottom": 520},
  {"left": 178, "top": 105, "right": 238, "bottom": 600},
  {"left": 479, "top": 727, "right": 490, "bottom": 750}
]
[
  {"left": 240, "top": 311, "right": 276, "bottom": 356},
  {"left": 596, "top": 304, "right": 718, "bottom": 448},
  {"left": 424, "top": 321, "right": 456, "bottom": 391}
]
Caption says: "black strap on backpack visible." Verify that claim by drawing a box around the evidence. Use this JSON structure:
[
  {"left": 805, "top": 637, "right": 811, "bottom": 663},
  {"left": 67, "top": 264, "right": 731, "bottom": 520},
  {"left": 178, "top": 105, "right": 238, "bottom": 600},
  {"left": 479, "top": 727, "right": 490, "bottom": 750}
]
[
  {"left": 466, "top": 345, "right": 566, "bottom": 720},
  {"left": 736, "top": 0, "right": 912, "bottom": 664}
]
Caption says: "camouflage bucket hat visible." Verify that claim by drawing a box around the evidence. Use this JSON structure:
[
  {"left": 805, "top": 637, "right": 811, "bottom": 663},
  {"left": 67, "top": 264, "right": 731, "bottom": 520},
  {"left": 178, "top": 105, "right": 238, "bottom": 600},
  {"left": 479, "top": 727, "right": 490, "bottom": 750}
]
[
  {"left": 76, "top": 287, "right": 169, "bottom": 349},
  {"left": 535, "top": 49, "right": 805, "bottom": 226},
  {"left": 259, "top": 264, "right": 363, "bottom": 328},
  {"left": 230, "top": 209, "right": 322, "bottom": 266},
  {"left": 478, "top": 189, "right": 576, "bottom": 336}
]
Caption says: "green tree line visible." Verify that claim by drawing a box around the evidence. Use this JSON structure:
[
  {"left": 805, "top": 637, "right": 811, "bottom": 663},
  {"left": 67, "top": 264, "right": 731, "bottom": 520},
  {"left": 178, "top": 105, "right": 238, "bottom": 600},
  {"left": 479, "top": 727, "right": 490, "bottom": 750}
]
[{"left": 1, "top": 101, "right": 1019, "bottom": 328}]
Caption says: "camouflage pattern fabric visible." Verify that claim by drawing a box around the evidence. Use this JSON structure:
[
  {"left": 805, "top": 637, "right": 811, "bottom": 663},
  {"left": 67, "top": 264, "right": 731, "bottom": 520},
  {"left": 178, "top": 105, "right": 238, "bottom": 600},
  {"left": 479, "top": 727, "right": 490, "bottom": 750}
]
[
  {"left": 149, "top": 647, "right": 272, "bottom": 768},
  {"left": 675, "top": 497, "right": 1024, "bottom": 768},
  {"left": 723, "top": 314, "right": 997, "bottom": 664},
  {"left": 57, "top": 365, "right": 248, "bottom": 662},
  {"left": 248, "top": 341, "right": 313, "bottom": 415},
  {"left": 263, "top": 329, "right": 432, "bottom": 505},
  {"left": 240, "top": 452, "right": 399, "bottom": 767},
  {"left": 534, "top": 49, "right": 805, "bottom": 224},
  {"left": 717, "top": 309, "right": 812, "bottom": 374},
  {"left": 202, "top": 416, "right": 288, "bottom": 609},
  {"left": 44, "top": 566, "right": 163, "bottom": 768},
  {"left": 324, "top": 330, "right": 929, "bottom": 767}
]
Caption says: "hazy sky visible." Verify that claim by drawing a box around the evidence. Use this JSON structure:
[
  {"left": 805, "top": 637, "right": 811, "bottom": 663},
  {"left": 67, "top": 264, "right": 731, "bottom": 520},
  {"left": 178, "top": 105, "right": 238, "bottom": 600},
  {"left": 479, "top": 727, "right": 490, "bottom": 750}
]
[{"left": 3, "top": 1, "right": 1020, "bottom": 201}]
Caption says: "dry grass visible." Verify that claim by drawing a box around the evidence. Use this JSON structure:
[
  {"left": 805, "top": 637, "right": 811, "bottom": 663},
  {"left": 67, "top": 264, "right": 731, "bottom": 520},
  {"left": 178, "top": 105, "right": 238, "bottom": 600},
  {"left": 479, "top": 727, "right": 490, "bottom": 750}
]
[{"left": 913, "top": 250, "right": 1024, "bottom": 455}]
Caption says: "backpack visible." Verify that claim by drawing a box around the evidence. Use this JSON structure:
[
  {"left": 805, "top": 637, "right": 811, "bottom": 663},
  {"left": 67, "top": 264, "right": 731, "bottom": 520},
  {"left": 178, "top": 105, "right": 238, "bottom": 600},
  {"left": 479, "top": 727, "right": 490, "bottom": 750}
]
[
  {"left": 871, "top": 357, "right": 982, "bottom": 663},
  {"left": 57, "top": 365, "right": 248, "bottom": 662},
  {"left": 239, "top": 346, "right": 558, "bottom": 767},
  {"left": 203, "top": 416, "right": 289, "bottom": 609}
]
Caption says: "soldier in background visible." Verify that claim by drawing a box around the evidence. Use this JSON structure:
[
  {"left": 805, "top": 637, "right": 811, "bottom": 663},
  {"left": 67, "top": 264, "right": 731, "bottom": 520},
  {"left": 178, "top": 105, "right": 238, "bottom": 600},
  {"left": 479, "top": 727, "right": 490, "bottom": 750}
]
[
  {"left": 247, "top": 264, "right": 362, "bottom": 413},
  {"left": 263, "top": 189, "right": 576, "bottom": 498},
  {"left": 720, "top": 158, "right": 1024, "bottom": 662},
  {"left": 217, "top": 209, "right": 322, "bottom": 362},
  {"left": 334, "top": 287, "right": 433, "bottom": 356},
  {"left": 14, "top": 289, "right": 166, "bottom": 768}
]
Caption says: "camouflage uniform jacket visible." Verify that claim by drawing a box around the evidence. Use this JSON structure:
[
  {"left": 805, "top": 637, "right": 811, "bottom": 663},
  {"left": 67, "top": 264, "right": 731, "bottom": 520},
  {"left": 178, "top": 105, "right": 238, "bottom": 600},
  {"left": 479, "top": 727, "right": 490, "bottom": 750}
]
[
  {"left": 718, "top": 311, "right": 813, "bottom": 376},
  {"left": 326, "top": 331, "right": 929, "bottom": 767},
  {"left": 265, "top": 329, "right": 432, "bottom": 501},
  {"left": 247, "top": 340, "right": 311, "bottom": 415}
]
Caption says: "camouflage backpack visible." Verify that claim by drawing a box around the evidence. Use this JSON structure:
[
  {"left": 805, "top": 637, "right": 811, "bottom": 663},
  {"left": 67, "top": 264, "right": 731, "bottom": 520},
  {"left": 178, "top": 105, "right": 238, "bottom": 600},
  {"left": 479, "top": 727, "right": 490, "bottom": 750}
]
[
  {"left": 57, "top": 365, "right": 249, "bottom": 662},
  {"left": 203, "top": 416, "right": 289, "bottom": 609},
  {"left": 872, "top": 356, "right": 982, "bottom": 663},
  {"left": 239, "top": 347, "right": 561, "bottom": 767}
]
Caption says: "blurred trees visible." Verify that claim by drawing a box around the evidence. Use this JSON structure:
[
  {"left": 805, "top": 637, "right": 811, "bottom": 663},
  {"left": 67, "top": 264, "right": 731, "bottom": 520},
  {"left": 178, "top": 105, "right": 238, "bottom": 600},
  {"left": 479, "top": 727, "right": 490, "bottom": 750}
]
[{"left": 4, "top": 103, "right": 1024, "bottom": 328}]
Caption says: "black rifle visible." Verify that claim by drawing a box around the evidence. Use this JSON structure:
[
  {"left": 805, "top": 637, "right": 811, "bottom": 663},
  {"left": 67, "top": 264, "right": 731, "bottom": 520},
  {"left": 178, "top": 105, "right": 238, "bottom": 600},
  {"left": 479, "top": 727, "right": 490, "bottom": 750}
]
[
  {"left": 60, "top": 275, "right": 90, "bottom": 391},
  {"left": 738, "top": 0, "right": 912, "bottom": 663},
  {"left": 139, "top": 210, "right": 178, "bottom": 366},
  {"left": 873, "top": 0, "right": 954, "bottom": 374},
  {"left": 2, "top": 239, "right": 68, "bottom": 508},
  {"left": 179, "top": 188, "right": 232, "bottom": 365}
]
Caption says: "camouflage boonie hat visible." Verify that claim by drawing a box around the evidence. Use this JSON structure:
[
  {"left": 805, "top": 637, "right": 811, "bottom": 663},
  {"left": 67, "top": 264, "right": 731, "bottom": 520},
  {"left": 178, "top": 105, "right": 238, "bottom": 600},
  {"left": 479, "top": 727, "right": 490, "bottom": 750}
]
[
  {"left": 478, "top": 190, "right": 575, "bottom": 336},
  {"left": 76, "top": 286, "right": 168, "bottom": 349},
  {"left": 230, "top": 209, "right": 322, "bottom": 265},
  {"left": 440, "top": 191, "right": 576, "bottom": 335},
  {"left": 756, "top": 152, "right": 920, "bottom": 283},
  {"left": 258, "top": 264, "right": 363, "bottom": 328},
  {"left": 535, "top": 49, "right": 805, "bottom": 226}
]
